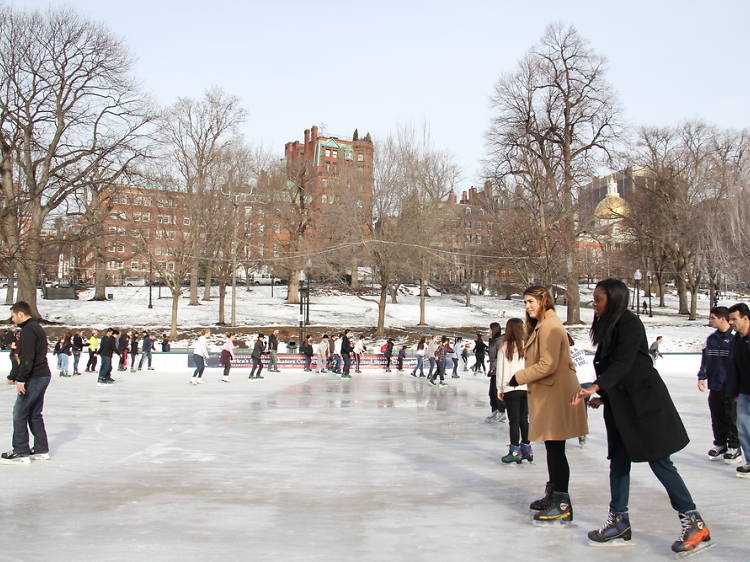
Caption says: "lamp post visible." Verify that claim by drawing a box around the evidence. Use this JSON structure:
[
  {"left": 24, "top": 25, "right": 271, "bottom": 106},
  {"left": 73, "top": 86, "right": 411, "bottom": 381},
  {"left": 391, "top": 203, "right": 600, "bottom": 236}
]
[
  {"left": 647, "top": 271, "right": 653, "bottom": 317},
  {"left": 298, "top": 269, "right": 306, "bottom": 344},
  {"left": 634, "top": 268, "right": 642, "bottom": 316}
]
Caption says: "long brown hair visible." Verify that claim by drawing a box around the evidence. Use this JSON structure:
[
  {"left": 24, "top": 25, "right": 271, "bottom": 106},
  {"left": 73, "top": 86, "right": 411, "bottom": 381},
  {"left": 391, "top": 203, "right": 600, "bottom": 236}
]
[
  {"left": 503, "top": 318, "right": 526, "bottom": 360},
  {"left": 523, "top": 285, "right": 555, "bottom": 336}
]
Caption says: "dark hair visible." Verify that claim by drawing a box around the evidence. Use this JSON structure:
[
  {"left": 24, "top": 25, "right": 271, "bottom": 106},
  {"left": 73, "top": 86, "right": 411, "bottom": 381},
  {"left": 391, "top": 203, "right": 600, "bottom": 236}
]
[
  {"left": 417, "top": 336, "right": 426, "bottom": 350},
  {"left": 503, "top": 318, "right": 525, "bottom": 360},
  {"left": 728, "top": 302, "right": 750, "bottom": 319},
  {"left": 258, "top": 333, "right": 265, "bottom": 338},
  {"left": 710, "top": 306, "right": 729, "bottom": 321},
  {"left": 590, "top": 279, "right": 630, "bottom": 353},
  {"left": 10, "top": 301, "right": 32, "bottom": 317},
  {"left": 489, "top": 321, "right": 501, "bottom": 338}
]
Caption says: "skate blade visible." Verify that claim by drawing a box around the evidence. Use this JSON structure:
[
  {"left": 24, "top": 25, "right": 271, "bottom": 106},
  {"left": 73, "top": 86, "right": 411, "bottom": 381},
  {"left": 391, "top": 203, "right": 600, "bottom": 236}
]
[
  {"left": 674, "top": 540, "right": 714, "bottom": 558},
  {"left": 532, "top": 518, "right": 574, "bottom": 527},
  {"left": 736, "top": 472, "right": 750, "bottom": 479},
  {"left": 724, "top": 457, "right": 742, "bottom": 464},
  {"left": 587, "top": 538, "right": 634, "bottom": 547}
]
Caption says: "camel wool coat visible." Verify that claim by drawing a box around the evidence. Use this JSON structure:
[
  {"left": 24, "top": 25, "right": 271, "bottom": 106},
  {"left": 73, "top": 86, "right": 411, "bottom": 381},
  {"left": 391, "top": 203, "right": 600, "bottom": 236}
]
[{"left": 514, "top": 309, "right": 588, "bottom": 442}]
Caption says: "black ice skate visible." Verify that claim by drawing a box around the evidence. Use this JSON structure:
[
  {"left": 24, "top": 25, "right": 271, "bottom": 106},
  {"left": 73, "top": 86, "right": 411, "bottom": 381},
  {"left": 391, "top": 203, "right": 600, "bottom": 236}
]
[
  {"left": 532, "top": 491, "right": 573, "bottom": 526},
  {"left": 672, "top": 511, "right": 713, "bottom": 558},
  {"left": 587, "top": 510, "right": 633, "bottom": 547}
]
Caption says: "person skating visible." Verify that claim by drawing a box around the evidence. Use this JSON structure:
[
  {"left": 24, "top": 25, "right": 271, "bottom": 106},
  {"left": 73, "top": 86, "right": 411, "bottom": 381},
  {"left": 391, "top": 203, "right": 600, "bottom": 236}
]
[
  {"left": 161, "top": 334, "right": 171, "bottom": 352},
  {"left": 485, "top": 323, "right": 507, "bottom": 423},
  {"left": 97, "top": 329, "right": 118, "bottom": 385},
  {"left": 1, "top": 302, "right": 52, "bottom": 464},
  {"left": 330, "top": 335, "right": 342, "bottom": 373},
  {"left": 129, "top": 331, "right": 140, "bottom": 372},
  {"left": 574, "top": 279, "right": 711, "bottom": 554},
  {"left": 426, "top": 336, "right": 438, "bottom": 379},
  {"left": 301, "top": 335, "right": 314, "bottom": 372},
  {"left": 219, "top": 333, "right": 236, "bottom": 382},
  {"left": 411, "top": 337, "right": 426, "bottom": 377},
  {"left": 268, "top": 329, "right": 281, "bottom": 373},
  {"left": 58, "top": 333, "right": 72, "bottom": 377},
  {"left": 509, "top": 286, "right": 587, "bottom": 525},
  {"left": 428, "top": 336, "right": 449, "bottom": 387},
  {"left": 498, "top": 318, "right": 530, "bottom": 464},
  {"left": 249, "top": 334, "right": 266, "bottom": 379},
  {"left": 397, "top": 345, "right": 407, "bottom": 372},
  {"left": 649, "top": 335, "right": 664, "bottom": 363},
  {"left": 448, "top": 338, "right": 460, "bottom": 378},
  {"left": 316, "top": 334, "right": 330, "bottom": 374},
  {"left": 116, "top": 330, "right": 130, "bottom": 371},
  {"left": 52, "top": 336, "right": 64, "bottom": 376},
  {"left": 727, "top": 303, "right": 750, "bottom": 480},
  {"left": 340, "top": 330, "right": 354, "bottom": 379},
  {"left": 190, "top": 329, "right": 210, "bottom": 385},
  {"left": 697, "top": 306, "right": 741, "bottom": 463},
  {"left": 383, "top": 338, "right": 394, "bottom": 372},
  {"left": 473, "top": 333, "right": 487, "bottom": 374},
  {"left": 353, "top": 336, "right": 366, "bottom": 373},
  {"left": 85, "top": 330, "right": 99, "bottom": 373},
  {"left": 71, "top": 330, "right": 84, "bottom": 375},
  {"left": 138, "top": 331, "right": 155, "bottom": 371}
]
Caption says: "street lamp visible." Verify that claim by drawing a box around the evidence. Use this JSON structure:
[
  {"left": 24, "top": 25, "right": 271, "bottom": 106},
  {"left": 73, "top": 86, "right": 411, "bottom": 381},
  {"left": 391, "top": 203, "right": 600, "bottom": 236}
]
[
  {"left": 647, "top": 271, "right": 653, "bottom": 317},
  {"left": 298, "top": 269, "right": 306, "bottom": 344},
  {"left": 148, "top": 260, "right": 153, "bottom": 309},
  {"left": 634, "top": 269, "right": 642, "bottom": 316}
]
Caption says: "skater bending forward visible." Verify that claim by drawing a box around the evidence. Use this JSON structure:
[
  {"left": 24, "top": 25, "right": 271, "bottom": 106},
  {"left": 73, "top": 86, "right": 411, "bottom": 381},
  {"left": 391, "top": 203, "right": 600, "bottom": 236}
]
[
  {"left": 508, "top": 286, "right": 588, "bottom": 524},
  {"left": 573, "top": 279, "right": 711, "bottom": 555}
]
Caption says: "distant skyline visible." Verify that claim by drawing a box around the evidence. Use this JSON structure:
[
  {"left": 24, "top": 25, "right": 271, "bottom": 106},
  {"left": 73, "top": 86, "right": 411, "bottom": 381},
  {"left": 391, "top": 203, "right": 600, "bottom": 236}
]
[{"left": 12, "top": 0, "right": 750, "bottom": 187}]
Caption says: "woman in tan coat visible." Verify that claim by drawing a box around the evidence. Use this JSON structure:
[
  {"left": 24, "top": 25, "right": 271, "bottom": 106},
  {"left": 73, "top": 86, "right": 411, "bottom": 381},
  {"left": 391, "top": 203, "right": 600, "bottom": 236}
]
[{"left": 508, "top": 286, "right": 587, "bottom": 524}]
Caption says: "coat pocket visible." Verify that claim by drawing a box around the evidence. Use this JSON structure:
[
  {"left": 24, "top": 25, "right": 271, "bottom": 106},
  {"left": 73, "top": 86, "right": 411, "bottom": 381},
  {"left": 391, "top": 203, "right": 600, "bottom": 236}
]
[{"left": 628, "top": 380, "right": 661, "bottom": 418}]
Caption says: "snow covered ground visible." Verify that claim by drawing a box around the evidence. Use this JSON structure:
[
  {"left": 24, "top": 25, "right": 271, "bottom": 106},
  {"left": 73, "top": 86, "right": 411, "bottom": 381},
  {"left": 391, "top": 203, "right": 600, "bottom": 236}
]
[
  {"left": 10, "top": 284, "right": 747, "bottom": 352},
  {"left": 0, "top": 357, "right": 746, "bottom": 561}
]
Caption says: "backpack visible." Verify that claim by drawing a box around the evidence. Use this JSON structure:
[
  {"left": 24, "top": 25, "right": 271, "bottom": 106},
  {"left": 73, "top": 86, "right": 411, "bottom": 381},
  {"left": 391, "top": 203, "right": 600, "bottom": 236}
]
[{"left": 380, "top": 343, "right": 388, "bottom": 353}]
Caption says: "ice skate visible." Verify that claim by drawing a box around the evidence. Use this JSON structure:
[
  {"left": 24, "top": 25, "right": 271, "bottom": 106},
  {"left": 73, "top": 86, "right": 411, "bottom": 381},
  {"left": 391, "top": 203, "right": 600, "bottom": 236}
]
[
  {"left": 706, "top": 445, "right": 726, "bottom": 460},
  {"left": 520, "top": 443, "right": 533, "bottom": 463},
  {"left": 501, "top": 444, "right": 522, "bottom": 465},
  {"left": 672, "top": 511, "right": 712, "bottom": 558},
  {"left": 723, "top": 447, "right": 742, "bottom": 464},
  {"left": 587, "top": 510, "right": 633, "bottom": 547},
  {"left": 736, "top": 464, "right": 750, "bottom": 478},
  {"left": 30, "top": 451, "right": 50, "bottom": 461},
  {"left": 532, "top": 492, "right": 573, "bottom": 526},
  {"left": 220, "top": 376, "right": 231, "bottom": 383},
  {"left": 529, "top": 481, "right": 553, "bottom": 511},
  {"left": 0, "top": 451, "right": 30, "bottom": 464}
]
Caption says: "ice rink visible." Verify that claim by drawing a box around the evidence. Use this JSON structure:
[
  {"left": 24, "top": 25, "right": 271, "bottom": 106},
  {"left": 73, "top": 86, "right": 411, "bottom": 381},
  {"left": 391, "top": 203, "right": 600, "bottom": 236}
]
[{"left": 1, "top": 358, "right": 748, "bottom": 561}]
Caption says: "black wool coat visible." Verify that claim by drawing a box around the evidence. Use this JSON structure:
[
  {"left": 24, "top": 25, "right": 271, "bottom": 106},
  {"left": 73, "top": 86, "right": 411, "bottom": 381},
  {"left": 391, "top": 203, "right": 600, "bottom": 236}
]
[{"left": 594, "top": 310, "right": 689, "bottom": 462}]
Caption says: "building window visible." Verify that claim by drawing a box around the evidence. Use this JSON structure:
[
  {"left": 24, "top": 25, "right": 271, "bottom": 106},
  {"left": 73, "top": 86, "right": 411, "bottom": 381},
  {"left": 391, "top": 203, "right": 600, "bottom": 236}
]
[
  {"left": 141, "top": 213, "right": 150, "bottom": 222},
  {"left": 157, "top": 214, "right": 174, "bottom": 224},
  {"left": 133, "top": 212, "right": 141, "bottom": 222},
  {"left": 183, "top": 217, "right": 191, "bottom": 226},
  {"left": 325, "top": 149, "right": 331, "bottom": 158},
  {"left": 258, "top": 224, "right": 265, "bottom": 233},
  {"left": 357, "top": 153, "right": 364, "bottom": 162},
  {"left": 321, "top": 194, "right": 328, "bottom": 204},
  {"left": 465, "top": 207, "right": 471, "bottom": 215},
  {"left": 131, "top": 262, "right": 139, "bottom": 270},
  {"left": 332, "top": 150, "right": 338, "bottom": 159},
  {"left": 166, "top": 262, "right": 175, "bottom": 271},
  {"left": 258, "top": 243, "right": 264, "bottom": 257},
  {"left": 109, "top": 226, "right": 117, "bottom": 234},
  {"left": 274, "top": 223, "right": 280, "bottom": 234},
  {"left": 273, "top": 243, "right": 280, "bottom": 257},
  {"left": 114, "top": 195, "right": 129, "bottom": 205}
]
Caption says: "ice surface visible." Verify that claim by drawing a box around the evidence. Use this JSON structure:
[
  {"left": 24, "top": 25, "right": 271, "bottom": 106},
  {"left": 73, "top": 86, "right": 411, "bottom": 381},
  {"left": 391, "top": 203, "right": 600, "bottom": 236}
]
[{"left": 0, "top": 356, "right": 747, "bottom": 561}]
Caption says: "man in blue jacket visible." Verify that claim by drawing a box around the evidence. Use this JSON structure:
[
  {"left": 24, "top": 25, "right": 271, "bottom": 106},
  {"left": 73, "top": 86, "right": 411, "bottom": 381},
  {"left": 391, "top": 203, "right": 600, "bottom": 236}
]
[
  {"left": 727, "top": 303, "right": 750, "bottom": 478},
  {"left": 2, "top": 301, "right": 52, "bottom": 464},
  {"left": 698, "top": 306, "right": 740, "bottom": 462}
]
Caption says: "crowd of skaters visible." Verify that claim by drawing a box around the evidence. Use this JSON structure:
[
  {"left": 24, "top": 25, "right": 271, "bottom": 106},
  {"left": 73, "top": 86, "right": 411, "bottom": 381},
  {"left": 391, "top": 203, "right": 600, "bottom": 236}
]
[{"left": 5, "top": 280, "right": 750, "bottom": 556}]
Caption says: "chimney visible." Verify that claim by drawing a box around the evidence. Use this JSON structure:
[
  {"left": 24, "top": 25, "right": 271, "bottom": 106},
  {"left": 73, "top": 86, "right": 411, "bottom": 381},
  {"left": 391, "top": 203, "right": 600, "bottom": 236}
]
[
  {"left": 304, "top": 129, "right": 310, "bottom": 144},
  {"left": 311, "top": 125, "right": 319, "bottom": 141}
]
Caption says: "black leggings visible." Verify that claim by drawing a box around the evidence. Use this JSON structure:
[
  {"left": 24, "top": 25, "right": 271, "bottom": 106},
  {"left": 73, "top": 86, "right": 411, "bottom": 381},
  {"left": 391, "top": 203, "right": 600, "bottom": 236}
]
[
  {"left": 488, "top": 376, "right": 506, "bottom": 413},
  {"left": 545, "top": 440, "right": 570, "bottom": 493},
  {"left": 504, "top": 390, "right": 528, "bottom": 445}
]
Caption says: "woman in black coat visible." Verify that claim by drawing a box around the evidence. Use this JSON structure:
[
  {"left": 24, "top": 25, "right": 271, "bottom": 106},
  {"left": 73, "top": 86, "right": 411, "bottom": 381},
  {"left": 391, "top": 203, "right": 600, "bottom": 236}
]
[{"left": 573, "top": 279, "right": 711, "bottom": 555}]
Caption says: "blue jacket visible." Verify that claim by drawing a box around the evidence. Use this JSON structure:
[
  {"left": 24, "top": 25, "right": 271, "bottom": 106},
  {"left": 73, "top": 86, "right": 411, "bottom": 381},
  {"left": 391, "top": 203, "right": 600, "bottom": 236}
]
[{"left": 697, "top": 328, "right": 735, "bottom": 390}]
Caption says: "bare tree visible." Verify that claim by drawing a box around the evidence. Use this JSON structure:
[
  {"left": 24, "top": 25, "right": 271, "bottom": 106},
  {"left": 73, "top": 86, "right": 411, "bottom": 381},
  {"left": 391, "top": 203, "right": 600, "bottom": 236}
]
[
  {"left": 160, "top": 87, "right": 246, "bottom": 306},
  {"left": 0, "top": 6, "right": 153, "bottom": 317},
  {"left": 487, "top": 23, "right": 620, "bottom": 323}
]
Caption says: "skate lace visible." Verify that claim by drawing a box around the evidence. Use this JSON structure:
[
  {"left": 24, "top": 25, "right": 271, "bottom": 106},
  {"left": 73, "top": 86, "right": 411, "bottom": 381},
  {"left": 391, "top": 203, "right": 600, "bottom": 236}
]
[
  {"left": 599, "top": 512, "right": 616, "bottom": 533},
  {"left": 677, "top": 514, "right": 691, "bottom": 540}
]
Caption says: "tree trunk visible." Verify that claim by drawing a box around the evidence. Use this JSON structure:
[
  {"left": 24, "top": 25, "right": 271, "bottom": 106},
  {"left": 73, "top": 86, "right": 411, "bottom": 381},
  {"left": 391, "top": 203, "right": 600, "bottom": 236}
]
[
  {"left": 389, "top": 284, "right": 398, "bottom": 304},
  {"left": 350, "top": 255, "right": 359, "bottom": 289},
  {"left": 202, "top": 265, "right": 212, "bottom": 301},
  {"left": 375, "top": 284, "right": 388, "bottom": 336},
  {"left": 4, "top": 265, "right": 15, "bottom": 305},
  {"left": 189, "top": 262, "right": 200, "bottom": 305},
  {"left": 689, "top": 286, "right": 699, "bottom": 321},
  {"left": 675, "top": 275, "right": 689, "bottom": 314},
  {"left": 418, "top": 276, "right": 427, "bottom": 326},
  {"left": 93, "top": 246, "right": 108, "bottom": 300},
  {"left": 465, "top": 281, "right": 471, "bottom": 307},
  {"left": 287, "top": 274, "right": 300, "bottom": 304},
  {"left": 170, "top": 290, "right": 180, "bottom": 341},
  {"left": 218, "top": 283, "right": 226, "bottom": 324}
]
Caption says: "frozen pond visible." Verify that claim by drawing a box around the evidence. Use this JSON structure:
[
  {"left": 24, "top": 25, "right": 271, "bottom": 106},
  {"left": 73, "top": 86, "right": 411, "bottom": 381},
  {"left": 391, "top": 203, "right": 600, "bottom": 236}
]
[{"left": 0, "top": 356, "right": 747, "bottom": 561}]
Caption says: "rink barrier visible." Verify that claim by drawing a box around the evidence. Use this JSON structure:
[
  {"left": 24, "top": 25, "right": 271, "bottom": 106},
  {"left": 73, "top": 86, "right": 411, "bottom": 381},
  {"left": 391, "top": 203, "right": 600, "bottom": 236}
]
[{"left": 0, "top": 351, "right": 702, "bottom": 373}]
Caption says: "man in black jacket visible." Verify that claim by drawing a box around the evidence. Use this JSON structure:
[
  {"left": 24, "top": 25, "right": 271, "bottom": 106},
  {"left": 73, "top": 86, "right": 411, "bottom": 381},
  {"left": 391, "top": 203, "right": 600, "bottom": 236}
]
[
  {"left": 341, "top": 330, "right": 354, "bottom": 379},
  {"left": 2, "top": 301, "right": 52, "bottom": 464},
  {"left": 72, "top": 329, "right": 84, "bottom": 375},
  {"left": 97, "top": 328, "right": 118, "bottom": 385},
  {"left": 249, "top": 334, "right": 266, "bottom": 379}
]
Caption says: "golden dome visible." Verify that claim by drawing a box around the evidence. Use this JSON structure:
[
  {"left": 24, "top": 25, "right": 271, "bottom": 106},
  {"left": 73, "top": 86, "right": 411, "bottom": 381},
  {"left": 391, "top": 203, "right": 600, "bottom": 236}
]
[{"left": 594, "top": 193, "right": 629, "bottom": 219}]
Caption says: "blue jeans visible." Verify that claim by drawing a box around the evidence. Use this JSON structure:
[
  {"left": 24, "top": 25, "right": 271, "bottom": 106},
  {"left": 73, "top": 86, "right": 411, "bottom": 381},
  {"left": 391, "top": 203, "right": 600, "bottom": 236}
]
[
  {"left": 427, "top": 357, "right": 436, "bottom": 378},
  {"left": 12, "top": 376, "right": 51, "bottom": 454},
  {"left": 138, "top": 351, "right": 152, "bottom": 369},
  {"left": 411, "top": 355, "right": 424, "bottom": 376},
  {"left": 737, "top": 394, "right": 750, "bottom": 465},
  {"left": 192, "top": 354, "right": 205, "bottom": 378},
  {"left": 98, "top": 355, "right": 112, "bottom": 381},
  {"left": 59, "top": 354, "right": 69, "bottom": 374},
  {"left": 73, "top": 352, "right": 81, "bottom": 373},
  {"left": 608, "top": 421, "right": 695, "bottom": 513}
]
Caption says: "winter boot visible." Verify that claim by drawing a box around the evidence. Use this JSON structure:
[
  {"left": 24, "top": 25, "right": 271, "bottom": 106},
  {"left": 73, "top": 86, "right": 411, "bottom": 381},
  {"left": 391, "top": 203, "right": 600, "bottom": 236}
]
[
  {"left": 671, "top": 511, "right": 711, "bottom": 556},
  {"left": 529, "top": 481, "right": 553, "bottom": 511},
  {"left": 501, "top": 444, "right": 522, "bottom": 464},
  {"left": 533, "top": 491, "right": 573, "bottom": 524},
  {"left": 587, "top": 510, "right": 632, "bottom": 546},
  {"left": 520, "top": 443, "right": 533, "bottom": 463}
]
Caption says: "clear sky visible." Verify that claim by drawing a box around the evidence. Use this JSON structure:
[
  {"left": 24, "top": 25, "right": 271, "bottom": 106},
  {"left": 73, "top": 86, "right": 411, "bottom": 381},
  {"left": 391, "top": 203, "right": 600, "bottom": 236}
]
[{"left": 11, "top": 0, "right": 750, "bottom": 187}]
